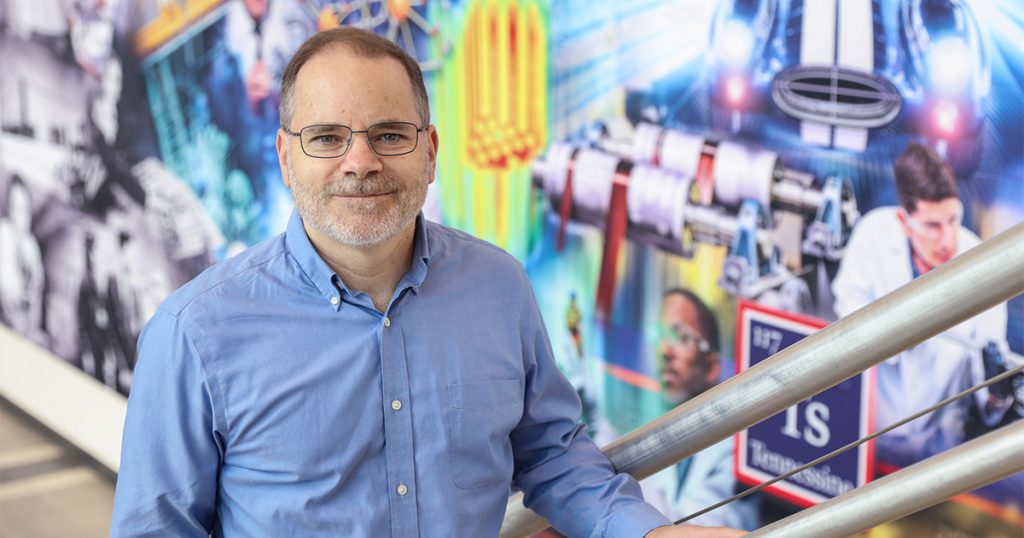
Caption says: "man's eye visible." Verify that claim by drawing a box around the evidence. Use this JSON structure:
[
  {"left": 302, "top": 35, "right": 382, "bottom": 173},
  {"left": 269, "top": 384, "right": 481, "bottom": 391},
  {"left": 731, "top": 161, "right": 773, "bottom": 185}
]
[
  {"left": 311, "top": 135, "right": 340, "bottom": 145},
  {"left": 375, "top": 132, "right": 406, "bottom": 144}
]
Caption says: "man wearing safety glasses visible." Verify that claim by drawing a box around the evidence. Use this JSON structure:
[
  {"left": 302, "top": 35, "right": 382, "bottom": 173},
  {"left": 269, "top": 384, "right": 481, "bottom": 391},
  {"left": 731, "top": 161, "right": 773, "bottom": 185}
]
[
  {"left": 112, "top": 27, "right": 745, "bottom": 537},
  {"left": 832, "top": 142, "right": 1013, "bottom": 467},
  {"left": 640, "top": 289, "right": 759, "bottom": 531}
]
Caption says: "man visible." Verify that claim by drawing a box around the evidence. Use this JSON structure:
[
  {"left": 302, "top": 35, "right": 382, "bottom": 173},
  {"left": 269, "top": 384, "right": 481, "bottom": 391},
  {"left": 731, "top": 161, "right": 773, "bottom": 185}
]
[
  {"left": 111, "top": 28, "right": 744, "bottom": 537},
  {"left": 640, "top": 290, "right": 759, "bottom": 531},
  {"left": 832, "top": 142, "right": 1011, "bottom": 466},
  {"left": 0, "top": 175, "right": 45, "bottom": 344}
]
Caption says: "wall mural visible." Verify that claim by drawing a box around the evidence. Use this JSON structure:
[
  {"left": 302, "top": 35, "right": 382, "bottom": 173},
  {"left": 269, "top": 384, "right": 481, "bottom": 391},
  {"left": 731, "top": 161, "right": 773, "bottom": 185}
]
[{"left": 1, "top": 0, "right": 1021, "bottom": 533}]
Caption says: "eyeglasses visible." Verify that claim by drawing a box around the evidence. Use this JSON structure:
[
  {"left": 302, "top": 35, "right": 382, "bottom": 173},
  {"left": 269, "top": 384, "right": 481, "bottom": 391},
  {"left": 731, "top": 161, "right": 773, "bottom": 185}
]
[
  {"left": 656, "top": 323, "right": 711, "bottom": 354},
  {"left": 282, "top": 121, "right": 426, "bottom": 159},
  {"left": 904, "top": 201, "right": 963, "bottom": 240}
]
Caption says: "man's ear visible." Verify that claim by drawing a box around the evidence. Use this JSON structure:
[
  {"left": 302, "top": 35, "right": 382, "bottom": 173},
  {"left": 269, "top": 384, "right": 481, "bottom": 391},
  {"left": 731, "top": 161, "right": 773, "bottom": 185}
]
[
  {"left": 425, "top": 125, "right": 439, "bottom": 184},
  {"left": 896, "top": 208, "right": 913, "bottom": 237},
  {"left": 704, "top": 352, "right": 721, "bottom": 387},
  {"left": 277, "top": 129, "right": 291, "bottom": 189}
]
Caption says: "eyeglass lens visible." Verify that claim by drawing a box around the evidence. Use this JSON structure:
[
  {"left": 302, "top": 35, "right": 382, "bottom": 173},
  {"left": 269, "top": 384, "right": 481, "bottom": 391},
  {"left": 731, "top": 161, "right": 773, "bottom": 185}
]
[
  {"left": 661, "top": 324, "right": 698, "bottom": 346},
  {"left": 300, "top": 122, "right": 420, "bottom": 158}
]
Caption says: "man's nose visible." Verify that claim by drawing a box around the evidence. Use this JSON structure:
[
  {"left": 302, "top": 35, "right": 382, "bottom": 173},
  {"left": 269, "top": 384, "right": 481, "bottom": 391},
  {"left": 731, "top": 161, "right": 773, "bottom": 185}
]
[
  {"left": 339, "top": 135, "right": 384, "bottom": 178},
  {"left": 940, "top": 223, "right": 958, "bottom": 250}
]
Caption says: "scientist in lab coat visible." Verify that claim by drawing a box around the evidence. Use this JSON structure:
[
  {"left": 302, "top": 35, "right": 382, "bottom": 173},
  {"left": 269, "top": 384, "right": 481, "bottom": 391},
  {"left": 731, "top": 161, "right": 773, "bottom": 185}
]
[
  {"left": 832, "top": 142, "right": 1012, "bottom": 467},
  {"left": 641, "top": 289, "right": 760, "bottom": 529}
]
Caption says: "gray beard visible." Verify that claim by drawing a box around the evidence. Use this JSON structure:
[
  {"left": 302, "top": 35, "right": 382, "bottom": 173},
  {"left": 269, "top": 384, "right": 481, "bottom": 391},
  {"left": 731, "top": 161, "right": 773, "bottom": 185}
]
[{"left": 286, "top": 157, "right": 428, "bottom": 247}]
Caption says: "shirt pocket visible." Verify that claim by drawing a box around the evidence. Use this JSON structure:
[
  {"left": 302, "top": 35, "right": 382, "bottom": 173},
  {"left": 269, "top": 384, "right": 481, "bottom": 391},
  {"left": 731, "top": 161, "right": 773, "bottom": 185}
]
[{"left": 447, "top": 379, "right": 524, "bottom": 489}]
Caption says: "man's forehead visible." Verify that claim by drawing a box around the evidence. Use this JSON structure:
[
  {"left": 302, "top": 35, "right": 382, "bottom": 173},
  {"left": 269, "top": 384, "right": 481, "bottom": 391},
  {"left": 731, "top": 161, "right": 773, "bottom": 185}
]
[
  {"left": 296, "top": 47, "right": 407, "bottom": 85},
  {"left": 911, "top": 197, "right": 962, "bottom": 220},
  {"left": 662, "top": 295, "right": 700, "bottom": 326},
  {"left": 291, "top": 49, "right": 416, "bottom": 119}
]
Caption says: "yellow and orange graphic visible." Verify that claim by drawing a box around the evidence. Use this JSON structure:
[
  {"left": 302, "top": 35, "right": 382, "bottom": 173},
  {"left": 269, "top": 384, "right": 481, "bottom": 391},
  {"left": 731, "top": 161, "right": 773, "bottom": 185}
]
[{"left": 435, "top": 0, "right": 548, "bottom": 256}]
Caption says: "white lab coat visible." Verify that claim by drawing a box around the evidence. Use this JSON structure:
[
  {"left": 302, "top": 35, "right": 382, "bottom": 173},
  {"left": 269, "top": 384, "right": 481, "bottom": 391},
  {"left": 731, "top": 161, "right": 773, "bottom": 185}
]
[
  {"left": 832, "top": 207, "right": 1009, "bottom": 467},
  {"left": 640, "top": 437, "right": 760, "bottom": 530}
]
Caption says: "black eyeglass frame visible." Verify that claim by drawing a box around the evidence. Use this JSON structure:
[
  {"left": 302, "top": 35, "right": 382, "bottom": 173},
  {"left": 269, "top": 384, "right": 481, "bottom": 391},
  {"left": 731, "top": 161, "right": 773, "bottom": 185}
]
[{"left": 281, "top": 121, "right": 428, "bottom": 159}]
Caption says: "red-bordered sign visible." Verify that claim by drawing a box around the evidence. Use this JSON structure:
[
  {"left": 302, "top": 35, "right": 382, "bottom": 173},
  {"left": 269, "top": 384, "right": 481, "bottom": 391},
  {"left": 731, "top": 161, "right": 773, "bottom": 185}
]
[{"left": 734, "top": 300, "right": 876, "bottom": 507}]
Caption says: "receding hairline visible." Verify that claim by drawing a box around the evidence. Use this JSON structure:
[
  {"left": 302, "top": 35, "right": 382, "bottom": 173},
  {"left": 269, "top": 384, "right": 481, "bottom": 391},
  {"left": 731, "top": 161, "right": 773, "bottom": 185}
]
[{"left": 280, "top": 34, "right": 430, "bottom": 129}]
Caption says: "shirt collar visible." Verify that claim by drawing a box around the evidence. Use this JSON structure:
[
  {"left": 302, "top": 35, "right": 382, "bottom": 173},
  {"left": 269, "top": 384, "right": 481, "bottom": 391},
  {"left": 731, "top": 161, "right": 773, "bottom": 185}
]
[
  {"left": 403, "top": 213, "right": 431, "bottom": 293},
  {"left": 284, "top": 210, "right": 433, "bottom": 303},
  {"left": 285, "top": 210, "right": 342, "bottom": 305}
]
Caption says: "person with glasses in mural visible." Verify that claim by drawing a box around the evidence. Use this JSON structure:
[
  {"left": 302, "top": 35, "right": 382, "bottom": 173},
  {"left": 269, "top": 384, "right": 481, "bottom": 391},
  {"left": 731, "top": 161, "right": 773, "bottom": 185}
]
[
  {"left": 640, "top": 289, "right": 759, "bottom": 531},
  {"left": 112, "top": 28, "right": 745, "bottom": 537},
  {"left": 832, "top": 142, "right": 1015, "bottom": 467}
]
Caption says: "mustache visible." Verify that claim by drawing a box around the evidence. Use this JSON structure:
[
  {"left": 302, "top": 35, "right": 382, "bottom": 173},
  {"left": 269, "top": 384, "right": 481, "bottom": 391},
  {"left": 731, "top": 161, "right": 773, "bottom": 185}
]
[{"left": 321, "top": 174, "right": 401, "bottom": 196}]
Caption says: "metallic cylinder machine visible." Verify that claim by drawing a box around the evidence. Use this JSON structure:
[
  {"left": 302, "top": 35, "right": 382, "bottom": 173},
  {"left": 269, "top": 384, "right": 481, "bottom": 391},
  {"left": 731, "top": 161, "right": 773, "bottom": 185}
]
[{"left": 531, "top": 122, "right": 860, "bottom": 310}]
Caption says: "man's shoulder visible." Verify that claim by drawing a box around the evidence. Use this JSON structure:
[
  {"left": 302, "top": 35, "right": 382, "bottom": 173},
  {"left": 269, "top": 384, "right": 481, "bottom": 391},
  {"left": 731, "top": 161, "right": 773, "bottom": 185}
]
[
  {"left": 856, "top": 206, "right": 901, "bottom": 231},
  {"left": 424, "top": 220, "right": 525, "bottom": 275},
  {"left": 845, "top": 207, "right": 905, "bottom": 251},
  {"left": 159, "top": 233, "right": 288, "bottom": 317}
]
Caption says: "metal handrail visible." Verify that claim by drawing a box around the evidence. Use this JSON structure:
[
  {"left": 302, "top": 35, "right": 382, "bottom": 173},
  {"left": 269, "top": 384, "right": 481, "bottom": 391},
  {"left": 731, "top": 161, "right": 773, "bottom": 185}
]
[
  {"left": 500, "top": 223, "right": 1024, "bottom": 536},
  {"left": 748, "top": 421, "right": 1024, "bottom": 536}
]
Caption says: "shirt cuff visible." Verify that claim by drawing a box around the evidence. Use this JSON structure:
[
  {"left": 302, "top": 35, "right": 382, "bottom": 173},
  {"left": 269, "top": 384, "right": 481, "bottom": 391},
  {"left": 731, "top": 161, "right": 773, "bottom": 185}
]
[{"left": 604, "top": 501, "right": 673, "bottom": 537}]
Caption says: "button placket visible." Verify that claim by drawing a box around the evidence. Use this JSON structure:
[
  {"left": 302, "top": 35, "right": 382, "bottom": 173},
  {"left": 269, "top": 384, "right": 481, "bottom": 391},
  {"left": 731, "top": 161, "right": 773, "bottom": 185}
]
[{"left": 379, "top": 321, "right": 419, "bottom": 534}]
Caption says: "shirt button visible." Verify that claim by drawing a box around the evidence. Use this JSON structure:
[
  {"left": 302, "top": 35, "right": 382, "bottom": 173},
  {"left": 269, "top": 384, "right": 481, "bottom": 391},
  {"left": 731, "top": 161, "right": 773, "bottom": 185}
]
[
  {"left": 330, "top": 296, "right": 339, "bottom": 305},
  {"left": 383, "top": 317, "right": 391, "bottom": 327},
  {"left": 397, "top": 483, "right": 408, "bottom": 496},
  {"left": 391, "top": 399, "right": 402, "bottom": 411}
]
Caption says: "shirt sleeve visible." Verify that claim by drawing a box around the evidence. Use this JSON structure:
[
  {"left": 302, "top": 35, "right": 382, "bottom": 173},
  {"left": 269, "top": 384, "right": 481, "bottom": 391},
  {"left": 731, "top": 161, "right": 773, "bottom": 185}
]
[
  {"left": 508, "top": 274, "right": 670, "bottom": 537},
  {"left": 110, "top": 308, "right": 225, "bottom": 537},
  {"left": 831, "top": 219, "right": 878, "bottom": 319}
]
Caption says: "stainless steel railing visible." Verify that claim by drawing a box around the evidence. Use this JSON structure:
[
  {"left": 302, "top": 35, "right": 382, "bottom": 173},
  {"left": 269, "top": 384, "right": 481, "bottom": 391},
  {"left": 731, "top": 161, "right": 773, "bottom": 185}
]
[
  {"left": 748, "top": 421, "right": 1024, "bottom": 536},
  {"left": 500, "top": 222, "right": 1024, "bottom": 537}
]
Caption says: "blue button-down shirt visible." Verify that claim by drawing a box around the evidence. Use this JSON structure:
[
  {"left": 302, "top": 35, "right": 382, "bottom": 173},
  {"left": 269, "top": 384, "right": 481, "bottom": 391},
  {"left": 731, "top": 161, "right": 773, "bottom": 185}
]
[{"left": 111, "top": 212, "right": 669, "bottom": 537}]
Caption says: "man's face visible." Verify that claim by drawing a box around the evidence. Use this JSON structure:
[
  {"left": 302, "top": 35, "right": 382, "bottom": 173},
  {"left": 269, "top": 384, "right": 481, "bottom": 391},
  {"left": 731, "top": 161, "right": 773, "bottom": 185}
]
[
  {"left": 659, "top": 294, "right": 719, "bottom": 406},
  {"left": 243, "top": 0, "right": 269, "bottom": 19},
  {"left": 899, "top": 197, "right": 961, "bottom": 272},
  {"left": 8, "top": 183, "right": 32, "bottom": 232},
  {"left": 277, "top": 48, "right": 438, "bottom": 249}
]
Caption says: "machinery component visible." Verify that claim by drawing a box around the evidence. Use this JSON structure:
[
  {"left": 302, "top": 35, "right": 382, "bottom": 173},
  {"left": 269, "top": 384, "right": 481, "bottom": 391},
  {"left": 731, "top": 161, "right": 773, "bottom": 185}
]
[
  {"left": 533, "top": 143, "right": 804, "bottom": 313},
  {"left": 802, "top": 176, "right": 854, "bottom": 260},
  {"left": 721, "top": 200, "right": 783, "bottom": 299},
  {"left": 603, "top": 122, "right": 859, "bottom": 261},
  {"left": 533, "top": 143, "right": 776, "bottom": 259},
  {"left": 713, "top": 141, "right": 778, "bottom": 208}
]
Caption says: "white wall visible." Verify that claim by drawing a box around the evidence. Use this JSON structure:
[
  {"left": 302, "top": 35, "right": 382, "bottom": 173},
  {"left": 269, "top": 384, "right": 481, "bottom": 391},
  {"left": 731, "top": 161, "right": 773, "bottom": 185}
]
[{"left": 0, "top": 325, "right": 125, "bottom": 472}]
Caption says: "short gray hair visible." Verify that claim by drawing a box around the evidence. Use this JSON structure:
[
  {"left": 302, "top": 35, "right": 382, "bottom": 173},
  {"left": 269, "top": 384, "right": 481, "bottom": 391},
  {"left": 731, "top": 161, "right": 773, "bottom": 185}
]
[{"left": 279, "top": 27, "right": 430, "bottom": 129}]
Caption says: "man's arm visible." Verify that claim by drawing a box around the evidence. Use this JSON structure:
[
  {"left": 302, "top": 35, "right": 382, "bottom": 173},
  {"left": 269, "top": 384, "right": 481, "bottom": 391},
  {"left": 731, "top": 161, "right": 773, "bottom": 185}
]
[
  {"left": 506, "top": 272, "right": 669, "bottom": 536},
  {"left": 111, "top": 308, "right": 224, "bottom": 537}
]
